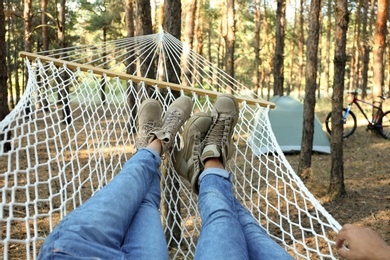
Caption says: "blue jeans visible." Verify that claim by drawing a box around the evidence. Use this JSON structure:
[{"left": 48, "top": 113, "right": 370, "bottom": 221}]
[
  {"left": 39, "top": 149, "right": 292, "bottom": 259},
  {"left": 39, "top": 148, "right": 168, "bottom": 259},
  {"left": 196, "top": 168, "right": 292, "bottom": 260}
]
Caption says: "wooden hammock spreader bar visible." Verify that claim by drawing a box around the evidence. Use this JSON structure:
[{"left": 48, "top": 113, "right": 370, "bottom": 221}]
[{"left": 20, "top": 51, "right": 275, "bottom": 108}]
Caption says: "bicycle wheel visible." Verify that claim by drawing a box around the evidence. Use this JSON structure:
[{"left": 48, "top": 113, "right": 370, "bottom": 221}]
[
  {"left": 325, "top": 108, "right": 357, "bottom": 138},
  {"left": 377, "top": 110, "right": 390, "bottom": 139}
]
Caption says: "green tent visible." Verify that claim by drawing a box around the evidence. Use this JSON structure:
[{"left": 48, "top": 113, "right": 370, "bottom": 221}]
[{"left": 250, "top": 95, "right": 330, "bottom": 154}]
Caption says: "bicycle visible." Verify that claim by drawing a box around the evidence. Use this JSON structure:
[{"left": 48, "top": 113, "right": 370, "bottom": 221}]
[{"left": 325, "top": 90, "right": 390, "bottom": 139}]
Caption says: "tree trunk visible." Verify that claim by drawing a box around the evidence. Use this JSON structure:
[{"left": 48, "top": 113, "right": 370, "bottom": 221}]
[
  {"left": 224, "top": 0, "right": 235, "bottom": 93},
  {"left": 194, "top": 0, "right": 203, "bottom": 86},
  {"left": 23, "top": 0, "right": 32, "bottom": 52},
  {"left": 162, "top": 0, "right": 181, "bottom": 98},
  {"left": 125, "top": 0, "right": 135, "bottom": 66},
  {"left": 135, "top": 0, "right": 156, "bottom": 98},
  {"left": 323, "top": 0, "right": 331, "bottom": 98},
  {"left": 40, "top": 0, "right": 49, "bottom": 110},
  {"left": 317, "top": 26, "right": 322, "bottom": 99},
  {"left": 262, "top": 1, "right": 272, "bottom": 100},
  {"left": 298, "top": 0, "right": 321, "bottom": 180},
  {"left": 297, "top": 0, "right": 305, "bottom": 98},
  {"left": 57, "top": 0, "right": 71, "bottom": 124},
  {"left": 0, "top": 0, "right": 11, "bottom": 152},
  {"left": 353, "top": 0, "right": 362, "bottom": 91},
  {"left": 253, "top": 0, "right": 261, "bottom": 98},
  {"left": 348, "top": 0, "right": 361, "bottom": 93},
  {"left": 348, "top": 21, "right": 357, "bottom": 91},
  {"left": 372, "top": 0, "right": 387, "bottom": 117},
  {"left": 329, "top": 0, "right": 348, "bottom": 198},
  {"left": 182, "top": 0, "right": 197, "bottom": 86},
  {"left": 287, "top": 5, "right": 297, "bottom": 96},
  {"left": 273, "top": 0, "right": 286, "bottom": 96},
  {"left": 23, "top": 0, "right": 33, "bottom": 116},
  {"left": 125, "top": 0, "right": 138, "bottom": 134},
  {"left": 13, "top": 31, "right": 20, "bottom": 104},
  {"left": 362, "top": 0, "right": 376, "bottom": 99},
  {"left": 6, "top": 4, "right": 14, "bottom": 109}
]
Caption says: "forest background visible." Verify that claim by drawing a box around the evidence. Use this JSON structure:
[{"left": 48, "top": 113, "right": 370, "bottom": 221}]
[{"left": 0, "top": 0, "right": 390, "bottom": 249}]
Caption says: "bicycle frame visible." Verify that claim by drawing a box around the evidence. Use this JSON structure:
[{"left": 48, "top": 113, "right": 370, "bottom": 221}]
[
  {"left": 344, "top": 93, "right": 383, "bottom": 126},
  {"left": 325, "top": 90, "right": 390, "bottom": 139}
]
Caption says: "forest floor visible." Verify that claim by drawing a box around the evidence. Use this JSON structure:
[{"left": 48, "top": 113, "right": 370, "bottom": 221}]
[{"left": 286, "top": 96, "right": 390, "bottom": 245}]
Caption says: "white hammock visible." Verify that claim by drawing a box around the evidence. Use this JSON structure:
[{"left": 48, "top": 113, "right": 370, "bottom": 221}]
[{"left": 0, "top": 31, "right": 341, "bottom": 259}]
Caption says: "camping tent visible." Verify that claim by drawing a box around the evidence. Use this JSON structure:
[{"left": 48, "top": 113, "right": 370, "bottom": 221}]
[{"left": 250, "top": 95, "right": 330, "bottom": 155}]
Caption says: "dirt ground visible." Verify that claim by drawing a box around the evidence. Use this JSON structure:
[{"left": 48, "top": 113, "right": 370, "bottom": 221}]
[{"left": 286, "top": 98, "right": 390, "bottom": 245}]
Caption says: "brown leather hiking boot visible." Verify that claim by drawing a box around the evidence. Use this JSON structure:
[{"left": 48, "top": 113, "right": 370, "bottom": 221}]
[
  {"left": 136, "top": 99, "right": 163, "bottom": 149},
  {"left": 151, "top": 96, "right": 193, "bottom": 153},
  {"left": 173, "top": 113, "right": 213, "bottom": 194},
  {"left": 201, "top": 94, "right": 239, "bottom": 167}
]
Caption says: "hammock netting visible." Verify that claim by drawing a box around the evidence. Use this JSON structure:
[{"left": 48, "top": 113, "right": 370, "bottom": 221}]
[{"left": 0, "top": 32, "right": 341, "bottom": 259}]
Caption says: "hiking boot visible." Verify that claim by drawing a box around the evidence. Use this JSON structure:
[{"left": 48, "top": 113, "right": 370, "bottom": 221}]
[
  {"left": 151, "top": 96, "right": 193, "bottom": 153},
  {"left": 201, "top": 94, "right": 239, "bottom": 167},
  {"left": 173, "top": 113, "right": 213, "bottom": 194},
  {"left": 136, "top": 99, "right": 163, "bottom": 149}
]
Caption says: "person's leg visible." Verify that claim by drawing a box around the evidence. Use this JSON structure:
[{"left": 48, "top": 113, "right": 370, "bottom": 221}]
[
  {"left": 196, "top": 160, "right": 249, "bottom": 260},
  {"left": 121, "top": 154, "right": 168, "bottom": 259},
  {"left": 174, "top": 94, "right": 247, "bottom": 259},
  {"left": 38, "top": 146, "right": 162, "bottom": 259},
  {"left": 39, "top": 96, "right": 193, "bottom": 259},
  {"left": 233, "top": 198, "right": 293, "bottom": 259},
  {"left": 121, "top": 95, "right": 193, "bottom": 259}
]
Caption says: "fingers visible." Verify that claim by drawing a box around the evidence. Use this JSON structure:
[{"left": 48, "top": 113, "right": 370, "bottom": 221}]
[
  {"left": 338, "top": 246, "right": 350, "bottom": 259},
  {"left": 335, "top": 238, "right": 345, "bottom": 248},
  {"left": 336, "top": 224, "right": 353, "bottom": 248},
  {"left": 341, "top": 224, "right": 355, "bottom": 230}
]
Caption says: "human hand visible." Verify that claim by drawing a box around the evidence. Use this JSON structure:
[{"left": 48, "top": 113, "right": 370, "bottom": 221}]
[{"left": 336, "top": 224, "right": 390, "bottom": 260}]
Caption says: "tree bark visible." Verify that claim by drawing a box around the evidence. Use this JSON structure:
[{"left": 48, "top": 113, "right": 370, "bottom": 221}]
[
  {"left": 134, "top": 0, "right": 156, "bottom": 98},
  {"left": 372, "top": 0, "right": 387, "bottom": 116},
  {"left": 194, "top": 0, "right": 203, "bottom": 85},
  {"left": 253, "top": 0, "right": 261, "bottom": 98},
  {"left": 273, "top": 0, "right": 286, "bottom": 96},
  {"left": 353, "top": 0, "right": 362, "bottom": 91},
  {"left": 1, "top": 0, "right": 11, "bottom": 152},
  {"left": 262, "top": 0, "right": 272, "bottom": 100},
  {"left": 125, "top": 0, "right": 137, "bottom": 134},
  {"left": 298, "top": 0, "right": 321, "bottom": 180},
  {"left": 57, "top": 0, "right": 71, "bottom": 124},
  {"left": 297, "top": 0, "right": 305, "bottom": 98},
  {"left": 287, "top": 5, "right": 297, "bottom": 96},
  {"left": 323, "top": 0, "right": 331, "bottom": 98},
  {"left": 362, "top": 0, "right": 376, "bottom": 99},
  {"left": 162, "top": 0, "right": 181, "bottom": 98},
  {"left": 329, "top": 0, "right": 348, "bottom": 197},
  {"left": 224, "top": 0, "right": 235, "bottom": 93},
  {"left": 361, "top": 0, "right": 369, "bottom": 98},
  {"left": 182, "top": 0, "right": 197, "bottom": 86},
  {"left": 23, "top": 0, "right": 33, "bottom": 116},
  {"left": 23, "top": 0, "right": 32, "bottom": 52},
  {"left": 6, "top": 3, "right": 14, "bottom": 109},
  {"left": 41, "top": 0, "right": 48, "bottom": 51},
  {"left": 40, "top": 0, "right": 49, "bottom": 110},
  {"left": 0, "top": 0, "right": 11, "bottom": 149}
]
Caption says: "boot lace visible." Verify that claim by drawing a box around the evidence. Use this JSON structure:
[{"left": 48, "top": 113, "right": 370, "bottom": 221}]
[
  {"left": 163, "top": 110, "right": 182, "bottom": 137},
  {"left": 203, "top": 116, "right": 230, "bottom": 147}
]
